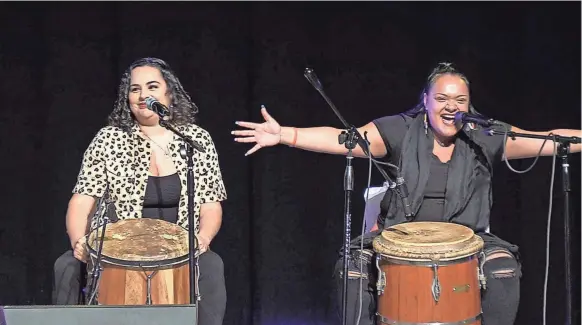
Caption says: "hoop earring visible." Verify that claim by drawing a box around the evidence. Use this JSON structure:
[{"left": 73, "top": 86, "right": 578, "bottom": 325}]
[{"left": 423, "top": 113, "right": 428, "bottom": 135}]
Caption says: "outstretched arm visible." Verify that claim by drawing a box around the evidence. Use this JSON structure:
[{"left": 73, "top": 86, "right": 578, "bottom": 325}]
[
  {"left": 233, "top": 106, "right": 387, "bottom": 158},
  {"left": 504, "top": 126, "right": 581, "bottom": 160}
]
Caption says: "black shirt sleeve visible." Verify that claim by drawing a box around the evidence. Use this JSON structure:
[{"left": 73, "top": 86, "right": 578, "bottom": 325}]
[
  {"left": 372, "top": 114, "right": 410, "bottom": 161},
  {"left": 474, "top": 121, "right": 513, "bottom": 164}
]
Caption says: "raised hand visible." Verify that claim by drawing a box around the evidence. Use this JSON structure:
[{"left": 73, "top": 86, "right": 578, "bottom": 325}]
[{"left": 232, "top": 105, "right": 282, "bottom": 156}]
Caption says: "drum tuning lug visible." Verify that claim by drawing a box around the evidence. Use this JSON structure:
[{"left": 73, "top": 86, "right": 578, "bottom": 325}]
[
  {"left": 375, "top": 255, "right": 386, "bottom": 295},
  {"left": 477, "top": 267, "right": 487, "bottom": 290},
  {"left": 478, "top": 252, "right": 487, "bottom": 290},
  {"left": 431, "top": 264, "right": 441, "bottom": 303}
]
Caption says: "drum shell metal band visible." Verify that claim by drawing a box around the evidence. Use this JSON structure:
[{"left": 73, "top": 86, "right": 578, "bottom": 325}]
[
  {"left": 376, "top": 253, "right": 480, "bottom": 266},
  {"left": 375, "top": 252, "right": 487, "bottom": 295},
  {"left": 87, "top": 248, "right": 192, "bottom": 270},
  {"left": 376, "top": 313, "right": 482, "bottom": 325}
]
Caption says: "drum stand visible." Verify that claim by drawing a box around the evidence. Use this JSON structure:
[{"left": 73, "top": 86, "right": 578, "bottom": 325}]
[
  {"left": 159, "top": 120, "right": 206, "bottom": 308},
  {"left": 86, "top": 216, "right": 111, "bottom": 305},
  {"left": 85, "top": 193, "right": 116, "bottom": 305},
  {"left": 303, "top": 68, "right": 403, "bottom": 325},
  {"left": 485, "top": 128, "right": 580, "bottom": 325}
]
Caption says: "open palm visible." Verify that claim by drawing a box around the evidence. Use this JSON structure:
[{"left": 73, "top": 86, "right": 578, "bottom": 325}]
[{"left": 233, "top": 106, "right": 281, "bottom": 155}]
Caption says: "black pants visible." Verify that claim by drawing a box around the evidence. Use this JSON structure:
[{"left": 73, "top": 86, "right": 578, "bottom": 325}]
[
  {"left": 333, "top": 241, "right": 521, "bottom": 325},
  {"left": 52, "top": 249, "right": 227, "bottom": 325}
]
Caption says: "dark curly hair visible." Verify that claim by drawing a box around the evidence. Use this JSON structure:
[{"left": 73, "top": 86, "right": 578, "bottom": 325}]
[
  {"left": 107, "top": 57, "right": 199, "bottom": 132},
  {"left": 405, "top": 62, "right": 479, "bottom": 117}
]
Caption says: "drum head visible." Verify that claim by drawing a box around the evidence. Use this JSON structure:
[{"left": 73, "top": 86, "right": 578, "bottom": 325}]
[
  {"left": 372, "top": 222, "right": 483, "bottom": 261},
  {"left": 87, "top": 219, "right": 192, "bottom": 267}
]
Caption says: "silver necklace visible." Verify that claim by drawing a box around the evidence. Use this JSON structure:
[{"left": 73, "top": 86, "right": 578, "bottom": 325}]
[
  {"left": 142, "top": 133, "right": 170, "bottom": 156},
  {"left": 435, "top": 138, "right": 447, "bottom": 147},
  {"left": 435, "top": 136, "right": 455, "bottom": 147}
]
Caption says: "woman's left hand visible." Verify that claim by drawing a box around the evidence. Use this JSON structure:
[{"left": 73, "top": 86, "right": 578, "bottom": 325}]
[{"left": 196, "top": 233, "right": 211, "bottom": 254}]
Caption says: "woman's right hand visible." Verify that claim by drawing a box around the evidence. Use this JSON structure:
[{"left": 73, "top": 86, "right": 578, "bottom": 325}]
[
  {"left": 232, "top": 105, "right": 282, "bottom": 156},
  {"left": 73, "top": 236, "right": 88, "bottom": 262}
]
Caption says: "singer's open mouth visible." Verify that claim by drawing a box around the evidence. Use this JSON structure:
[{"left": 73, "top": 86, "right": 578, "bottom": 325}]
[
  {"left": 138, "top": 103, "right": 147, "bottom": 109},
  {"left": 441, "top": 114, "right": 456, "bottom": 125}
]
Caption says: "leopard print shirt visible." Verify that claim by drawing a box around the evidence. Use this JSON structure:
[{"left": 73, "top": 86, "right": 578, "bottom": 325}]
[{"left": 73, "top": 123, "right": 227, "bottom": 233}]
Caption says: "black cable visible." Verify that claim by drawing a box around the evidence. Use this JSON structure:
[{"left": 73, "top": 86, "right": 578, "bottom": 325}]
[{"left": 499, "top": 126, "right": 557, "bottom": 325}]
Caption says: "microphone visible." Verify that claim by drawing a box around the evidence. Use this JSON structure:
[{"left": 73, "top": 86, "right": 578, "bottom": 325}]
[
  {"left": 145, "top": 98, "right": 207, "bottom": 153},
  {"left": 454, "top": 111, "right": 500, "bottom": 127},
  {"left": 304, "top": 68, "right": 323, "bottom": 91},
  {"left": 144, "top": 97, "right": 171, "bottom": 120},
  {"left": 395, "top": 173, "right": 413, "bottom": 218}
]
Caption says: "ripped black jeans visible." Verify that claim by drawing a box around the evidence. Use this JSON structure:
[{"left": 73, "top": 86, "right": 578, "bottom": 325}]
[{"left": 332, "top": 234, "right": 522, "bottom": 325}]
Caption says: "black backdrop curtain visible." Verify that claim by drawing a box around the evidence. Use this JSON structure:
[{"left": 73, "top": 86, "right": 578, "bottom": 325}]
[{"left": 0, "top": 2, "right": 580, "bottom": 325}]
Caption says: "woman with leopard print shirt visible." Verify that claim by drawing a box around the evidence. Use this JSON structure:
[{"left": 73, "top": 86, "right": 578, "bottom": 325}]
[{"left": 52, "top": 57, "right": 228, "bottom": 325}]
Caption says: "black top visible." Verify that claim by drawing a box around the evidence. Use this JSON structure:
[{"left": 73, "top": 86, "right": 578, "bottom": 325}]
[
  {"left": 353, "top": 113, "right": 520, "bottom": 257},
  {"left": 415, "top": 155, "right": 449, "bottom": 222},
  {"left": 142, "top": 173, "right": 181, "bottom": 224},
  {"left": 371, "top": 113, "right": 509, "bottom": 232}
]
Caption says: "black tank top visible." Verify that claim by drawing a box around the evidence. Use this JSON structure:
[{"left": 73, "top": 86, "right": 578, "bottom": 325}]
[
  {"left": 141, "top": 173, "right": 181, "bottom": 224},
  {"left": 414, "top": 155, "right": 449, "bottom": 222}
]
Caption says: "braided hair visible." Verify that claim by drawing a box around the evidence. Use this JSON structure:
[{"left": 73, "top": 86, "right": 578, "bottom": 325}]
[{"left": 405, "top": 62, "right": 478, "bottom": 117}]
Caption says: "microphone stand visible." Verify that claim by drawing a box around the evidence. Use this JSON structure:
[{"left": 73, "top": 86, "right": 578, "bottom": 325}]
[
  {"left": 485, "top": 128, "right": 581, "bottom": 325},
  {"left": 303, "top": 68, "right": 403, "bottom": 325},
  {"left": 159, "top": 120, "right": 205, "bottom": 309},
  {"left": 339, "top": 127, "right": 356, "bottom": 325}
]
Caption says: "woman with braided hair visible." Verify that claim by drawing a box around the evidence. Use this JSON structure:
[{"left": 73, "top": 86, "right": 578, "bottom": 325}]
[{"left": 232, "top": 62, "right": 581, "bottom": 324}]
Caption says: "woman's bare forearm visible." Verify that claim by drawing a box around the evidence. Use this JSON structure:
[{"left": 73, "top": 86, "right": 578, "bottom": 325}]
[{"left": 279, "top": 124, "right": 386, "bottom": 158}]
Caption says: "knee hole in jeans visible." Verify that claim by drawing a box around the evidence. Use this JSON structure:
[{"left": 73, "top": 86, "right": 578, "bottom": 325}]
[
  {"left": 490, "top": 268, "right": 517, "bottom": 279},
  {"left": 484, "top": 250, "right": 519, "bottom": 279},
  {"left": 346, "top": 271, "right": 368, "bottom": 280}
]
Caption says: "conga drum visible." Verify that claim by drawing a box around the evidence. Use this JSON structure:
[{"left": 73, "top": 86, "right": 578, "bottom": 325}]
[
  {"left": 86, "top": 218, "right": 196, "bottom": 305},
  {"left": 372, "top": 222, "right": 486, "bottom": 325}
]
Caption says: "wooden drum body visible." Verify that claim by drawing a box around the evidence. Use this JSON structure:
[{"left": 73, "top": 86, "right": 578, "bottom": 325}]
[
  {"left": 372, "top": 222, "right": 486, "bottom": 325},
  {"left": 86, "top": 219, "right": 195, "bottom": 305}
]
